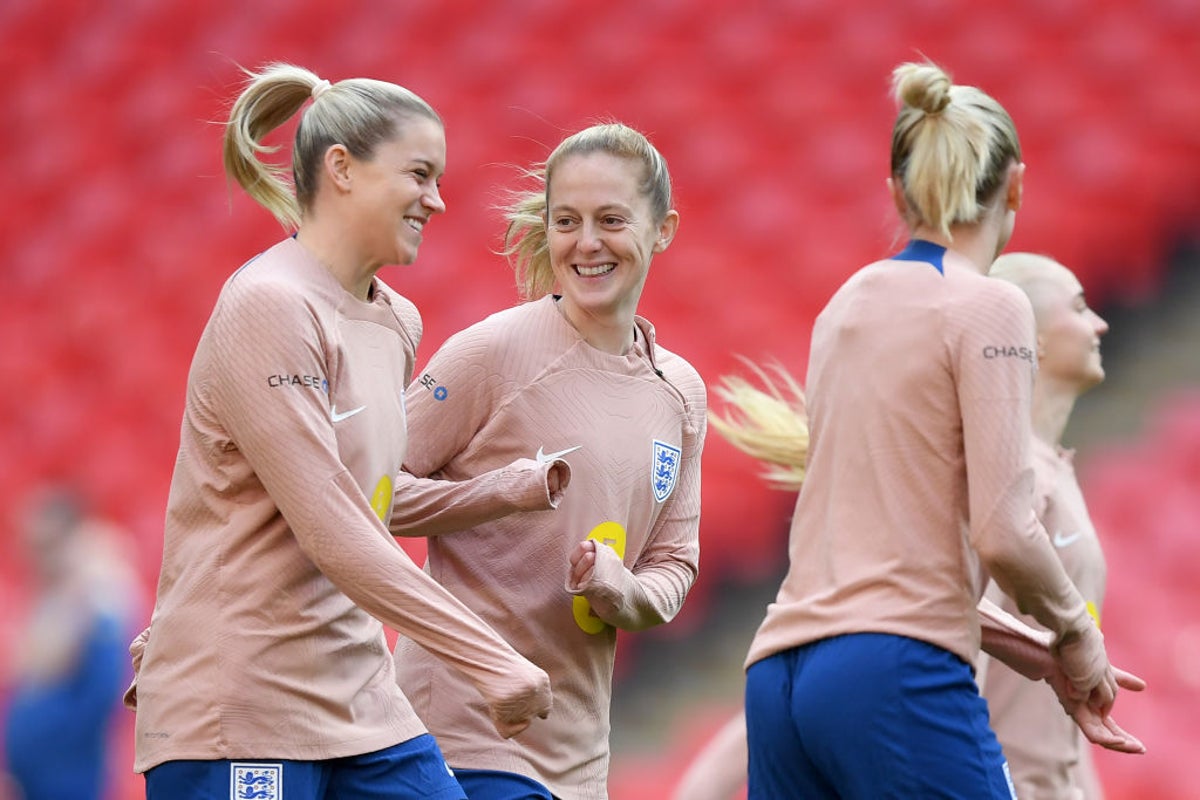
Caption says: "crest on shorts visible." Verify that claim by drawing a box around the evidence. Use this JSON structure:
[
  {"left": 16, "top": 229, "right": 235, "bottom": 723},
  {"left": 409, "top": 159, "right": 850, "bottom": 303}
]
[
  {"left": 231, "top": 763, "right": 282, "bottom": 800},
  {"left": 652, "top": 439, "right": 682, "bottom": 503}
]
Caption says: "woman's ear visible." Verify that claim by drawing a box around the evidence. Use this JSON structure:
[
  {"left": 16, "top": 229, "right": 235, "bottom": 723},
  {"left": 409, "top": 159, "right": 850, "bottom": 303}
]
[
  {"left": 1006, "top": 162, "right": 1026, "bottom": 212},
  {"left": 324, "top": 144, "right": 353, "bottom": 193},
  {"left": 887, "top": 175, "right": 909, "bottom": 217},
  {"left": 653, "top": 210, "right": 680, "bottom": 254}
]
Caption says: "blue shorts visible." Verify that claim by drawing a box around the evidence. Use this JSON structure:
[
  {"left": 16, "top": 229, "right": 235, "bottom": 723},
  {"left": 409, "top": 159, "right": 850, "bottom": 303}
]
[
  {"left": 144, "top": 734, "right": 464, "bottom": 800},
  {"left": 745, "top": 633, "right": 1017, "bottom": 800},
  {"left": 453, "top": 768, "right": 556, "bottom": 800}
]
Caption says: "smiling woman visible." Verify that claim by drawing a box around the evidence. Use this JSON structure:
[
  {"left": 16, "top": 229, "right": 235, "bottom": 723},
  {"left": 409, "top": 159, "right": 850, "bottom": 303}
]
[
  {"left": 542, "top": 149, "right": 679, "bottom": 354},
  {"left": 125, "top": 62, "right": 552, "bottom": 800},
  {"left": 388, "top": 122, "right": 707, "bottom": 800}
]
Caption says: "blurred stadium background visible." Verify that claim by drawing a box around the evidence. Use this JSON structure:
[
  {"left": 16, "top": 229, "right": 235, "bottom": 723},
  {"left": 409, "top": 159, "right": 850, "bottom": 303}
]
[{"left": 2, "top": 1, "right": 1198, "bottom": 797}]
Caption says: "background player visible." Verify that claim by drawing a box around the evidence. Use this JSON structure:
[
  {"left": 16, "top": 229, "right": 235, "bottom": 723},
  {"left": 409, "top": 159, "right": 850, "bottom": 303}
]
[
  {"left": 977, "top": 251, "right": 1117, "bottom": 799},
  {"left": 2, "top": 486, "right": 139, "bottom": 800}
]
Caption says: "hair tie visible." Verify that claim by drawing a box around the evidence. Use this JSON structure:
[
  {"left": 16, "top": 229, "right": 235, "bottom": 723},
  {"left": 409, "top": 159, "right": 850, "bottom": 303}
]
[{"left": 311, "top": 79, "right": 332, "bottom": 101}]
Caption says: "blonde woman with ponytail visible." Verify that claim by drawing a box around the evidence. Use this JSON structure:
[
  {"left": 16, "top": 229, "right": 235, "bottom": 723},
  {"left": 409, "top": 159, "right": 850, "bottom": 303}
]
[
  {"left": 127, "top": 63, "right": 552, "bottom": 800},
  {"left": 672, "top": 356, "right": 1143, "bottom": 799},
  {"left": 389, "top": 121, "right": 706, "bottom": 800},
  {"left": 733, "top": 61, "right": 1141, "bottom": 799}
]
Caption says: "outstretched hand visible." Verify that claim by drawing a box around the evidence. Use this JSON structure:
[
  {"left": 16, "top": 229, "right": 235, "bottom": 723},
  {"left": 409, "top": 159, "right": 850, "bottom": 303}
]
[{"left": 1046, "top": 665, "right": 1147, "bottom": 754}]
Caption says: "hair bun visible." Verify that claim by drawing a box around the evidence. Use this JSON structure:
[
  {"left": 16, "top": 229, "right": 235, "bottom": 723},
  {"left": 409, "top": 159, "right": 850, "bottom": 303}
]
[{"left": 893, "top": 62, "right": 952, "bottom": 115}]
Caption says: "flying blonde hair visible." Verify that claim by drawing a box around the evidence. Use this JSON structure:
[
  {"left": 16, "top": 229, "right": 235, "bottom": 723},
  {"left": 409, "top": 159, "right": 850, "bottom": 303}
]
[{"left": 709, "top": 360, "right": 809, "bottom": 491}]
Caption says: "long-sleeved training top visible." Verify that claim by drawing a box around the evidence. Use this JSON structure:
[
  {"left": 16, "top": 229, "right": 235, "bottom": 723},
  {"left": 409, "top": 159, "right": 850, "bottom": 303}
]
[
  {"left": 391, "top": 295, "right": 706, "bottom": 800},
  {"left": 747, "top": 241, "right": 1094, "bottom": 671},
  {"left": 130, "top": 238, "right": 537, "bottom": 772},
  {"left": 978, "top": 438, "right": 1108, "bottom": 799}
]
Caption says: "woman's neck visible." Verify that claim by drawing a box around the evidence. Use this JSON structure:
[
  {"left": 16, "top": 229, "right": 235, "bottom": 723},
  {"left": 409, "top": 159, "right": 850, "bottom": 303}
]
[
  {"left": 909, "top": 216, "right": 1006, "bottom": 275},
  {"left": 555, "top": 297, "right": 636, "bottom": 355},
  {"left": 296, "top": 224, "right": 377, "bottom": 301},
  {"left": 1031, "top": 377, "right": 1077, "bottom": 447}
]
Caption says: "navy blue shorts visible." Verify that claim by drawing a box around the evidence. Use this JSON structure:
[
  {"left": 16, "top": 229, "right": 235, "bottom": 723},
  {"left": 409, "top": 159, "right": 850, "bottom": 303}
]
[
  {"left": 144, "top": 734, "right": 464, "bottom": 800},
  {"left": 745, "top": 633, "right": 1016, "bottom": 799},
  {"left": 453, "top": 768, "right": 556, "bottom": 799}
]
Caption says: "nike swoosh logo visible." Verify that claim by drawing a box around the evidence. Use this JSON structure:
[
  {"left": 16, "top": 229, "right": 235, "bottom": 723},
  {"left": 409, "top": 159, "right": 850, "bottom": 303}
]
[
  {"left": 330, "top": 404, "right": 366, "bottom": 423},
  {"left": 1052, "top": 530, "right": 1082, "bottom": 548},
  {"left": 536, "top": 445, "right": 582, "bottom": 464}
]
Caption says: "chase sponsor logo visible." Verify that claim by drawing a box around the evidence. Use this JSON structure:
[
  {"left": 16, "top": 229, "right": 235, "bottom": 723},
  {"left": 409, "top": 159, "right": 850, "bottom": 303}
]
[
  {"left": 230, "top": 763, "right": 281, "bottom": 800},
  {"left": 419, "top": 372, "right": 449, "bottom": 401},
  {"left": 267, "top": 374, "right": 327, "bottom": 391},
  {"left": 652, "top": 439, "right": 682, "bottom": 503},
  {"left": 982, "top": 345, "right": 1034, "bottom": 363}
]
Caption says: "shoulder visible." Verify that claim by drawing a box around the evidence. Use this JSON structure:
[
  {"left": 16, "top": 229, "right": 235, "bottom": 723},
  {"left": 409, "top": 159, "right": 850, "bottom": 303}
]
[
  {"left": 948, "top": 266, "right": 1031, "bottom": 314},
  {"left": 942, "top": 267, "right": 1035, "bottom": 340},
  {"left": 650, "top": 343, "right": 708, "bottom": 439},
  {"left": 218, "top": 239, "right": 329, "bottom": 316},
  {"left": 432, "top": 299, "right": 547, "bottom": 360},
  {"left": 214, "top": 264, "right": 317, "bottom": 338},
  {"left": 654, "top": 344, "right": 706, "bottom": 398}
]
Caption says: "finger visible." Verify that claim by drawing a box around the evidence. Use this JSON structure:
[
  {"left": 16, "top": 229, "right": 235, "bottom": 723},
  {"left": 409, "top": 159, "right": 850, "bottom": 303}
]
[
  {"left": 1100, "top": 716, "right": 1146, "bottom": 755},
  {"left": 572, "top": 558, "right": 595, "bottom": 586},
  {"left": 1074, "top": 713, "right": 1123, "bottom": 750},
  {"left": 1071, "top": 704, "right": 1146, "bottom": 754},
  {"left": 567, "top": 541, "right": 592, "bottom": 568},
  {"left": 1114, "top": 666, "right": 1147, "bottom": 692},
  {"left": 1085, "top": 675, "right": 1117, "bottom": 715},
  {"left": 1104, "top": 714, "right": 1142, "bottom": 753},
  {"left": 569, "top": 550, "right": 595, "bottom": 582}
]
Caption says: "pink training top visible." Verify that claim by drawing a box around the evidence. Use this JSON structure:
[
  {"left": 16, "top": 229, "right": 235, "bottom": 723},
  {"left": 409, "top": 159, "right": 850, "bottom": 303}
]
[
  {"left": 747, "top": 244, "right": 1094, "bottom": 671},
  {"left": 130, "top": 238, "right": 544, "bottom": 772},
  {"left": 978, "top": 438, "right": 1108, "bottom": 799},
  {"left": 393, "top": 295, "right": 706, "bottom": 800}
]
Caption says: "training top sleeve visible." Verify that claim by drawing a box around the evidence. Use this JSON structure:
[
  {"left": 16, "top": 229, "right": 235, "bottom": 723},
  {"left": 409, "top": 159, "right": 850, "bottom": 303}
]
[
  {"left": 388, "top": 458, "right": 566, "bottom": 538},
  {"left": 203, "top": 282, "right": 543, "bottom": 696},
  {"left": 952, "top": 281, "right": 1093, "bottom": 644}
]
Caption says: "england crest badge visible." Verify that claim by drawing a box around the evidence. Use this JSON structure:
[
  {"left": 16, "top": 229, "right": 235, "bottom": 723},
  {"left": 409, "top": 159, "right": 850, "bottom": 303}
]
[
  {"left": 231, "top": 762, "right": 282, "bottom": 799},
  {"left": 652, "top": 439, "right": 682, "bottom": 503}
]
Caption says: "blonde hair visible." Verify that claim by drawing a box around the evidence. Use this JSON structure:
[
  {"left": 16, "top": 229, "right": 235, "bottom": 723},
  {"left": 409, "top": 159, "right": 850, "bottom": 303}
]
[
  {"left": 502, "top": 122, "right": 673, "bottom": 300},
  {"left": 222, "top": 62, "right": 441, "bottom": 229},
  {"left": 709, "top": 361, "right": 809, "bottom": 491},
  {"left": 889, "top": 61, "right": 1021, "bottom": 239}
]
